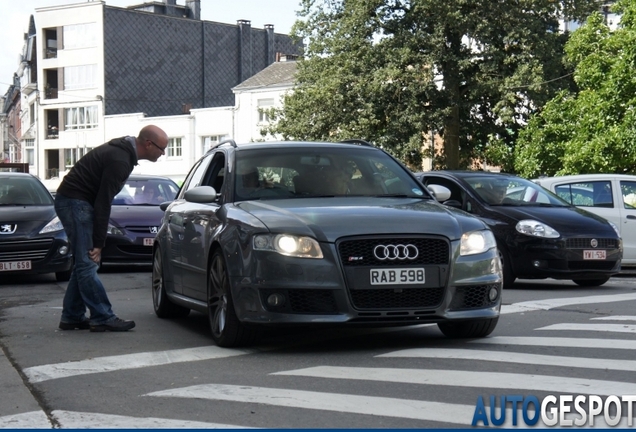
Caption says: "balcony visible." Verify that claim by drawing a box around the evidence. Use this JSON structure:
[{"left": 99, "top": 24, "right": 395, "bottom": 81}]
[{"left": 44, "top": 87, "right": 58, "bottom": 100}]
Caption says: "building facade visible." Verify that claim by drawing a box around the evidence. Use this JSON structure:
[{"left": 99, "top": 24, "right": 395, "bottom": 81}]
[{"left": 23, "top": 0, "right": 299, "bottom": 187}]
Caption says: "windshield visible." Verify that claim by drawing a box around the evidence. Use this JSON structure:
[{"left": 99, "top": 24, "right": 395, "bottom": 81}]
[
  {"left": 113, "top": 178, "right": 179, "bottom": 205},
  {"left": 233, "top": 147, "right": 429, "bottom": 201},
  {"left": 465, "top": 175, "right": 569, "bottom": 207},
  {"left": 0, "top": 177, "right": 54, "bottom": 206}
]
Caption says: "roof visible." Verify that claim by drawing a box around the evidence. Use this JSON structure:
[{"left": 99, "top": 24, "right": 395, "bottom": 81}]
[{"left": 233, "top": 61, "right": 298, "bottom": 91}]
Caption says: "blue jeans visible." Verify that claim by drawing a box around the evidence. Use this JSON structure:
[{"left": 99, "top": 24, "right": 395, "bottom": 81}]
[{"left": 55, "top": 194, "right": 116, "bottom": 325}]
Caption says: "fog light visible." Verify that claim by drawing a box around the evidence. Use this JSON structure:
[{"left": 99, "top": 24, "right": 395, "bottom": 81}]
[
  {"left": 267, "top": 293, "right": 285, "bottom": 307},
  {"left": 58, "top": 246, "right": 69, "bottom": 255},
  {"left": 488, "top": 287, "right": 498, "bottom": 301},
  {"left": 532, "top": 260, "right": 541, "bottom": 268}
]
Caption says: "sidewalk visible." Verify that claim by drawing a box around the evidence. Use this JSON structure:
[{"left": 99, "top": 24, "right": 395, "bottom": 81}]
[{"left": 0, "top": 347, "right": 51, "bottom": 427}]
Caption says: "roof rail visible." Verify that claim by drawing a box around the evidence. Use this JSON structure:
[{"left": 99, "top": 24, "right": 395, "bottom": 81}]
[
  {"left": 340, "top": 139, "right": 373, "bottom": 147},
  {"left": 210, "top": 139, "right": 238, "bottom": 150}
]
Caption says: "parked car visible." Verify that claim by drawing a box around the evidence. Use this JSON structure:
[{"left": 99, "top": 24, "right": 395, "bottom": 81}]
[
  {"left": 533, "top": 174, "right": 636, "bottom": 267},
  {"left": 415, "top": 171, "right": 622, "bottom": 288},
  {"left": 100, "top": 175, "right": 179, "bottom": 268},
  {"left": 0, "top": 172, "right": 72, "bottom": 281},
  {"left": 152, "top": 140, "right": 502, "bottom": 347}
]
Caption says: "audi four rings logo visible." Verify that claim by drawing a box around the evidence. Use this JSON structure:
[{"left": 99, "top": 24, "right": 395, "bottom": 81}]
[{"left": 373, "top": 244, "right": 419, "bottom": 260}]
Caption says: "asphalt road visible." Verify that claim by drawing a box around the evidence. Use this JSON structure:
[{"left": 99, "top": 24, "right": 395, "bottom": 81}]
[{"left": 1, "top": 269, "right": 635, "bottom": 428}]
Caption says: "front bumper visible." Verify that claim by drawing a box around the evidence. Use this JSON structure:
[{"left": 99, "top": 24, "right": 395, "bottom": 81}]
[{"left": 230, "top": 236, "right": 502, "bottom": 325}]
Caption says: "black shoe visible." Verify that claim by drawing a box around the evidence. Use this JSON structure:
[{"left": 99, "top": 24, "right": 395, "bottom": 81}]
[
  {"left": 89, "top": 318, "right": 136, "bottom": 332},
  {"left": 59, "top": 320, "right": 90, "bottom": 330}
]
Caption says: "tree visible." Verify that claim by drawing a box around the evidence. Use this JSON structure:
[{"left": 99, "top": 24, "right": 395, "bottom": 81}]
[
  {"left": 516, "top": 0, "right": 636, "bottom": 178},
  {"left": 264, "top": 0, "right": 600, "bottom": 170}
]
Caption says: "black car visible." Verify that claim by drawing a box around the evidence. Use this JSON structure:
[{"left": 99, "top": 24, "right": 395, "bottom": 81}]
[
  {"left": 415, "top": 171, "right": 622, "bottom": 288},
  {"left": 0, "top": 172, "right": 72, "bottom": 281},
  {"left": 152, "top": 140, "right": 502, "bottom": 347},
  {"left": 100, "top": 174, "right": 179, "bottom": 268}
]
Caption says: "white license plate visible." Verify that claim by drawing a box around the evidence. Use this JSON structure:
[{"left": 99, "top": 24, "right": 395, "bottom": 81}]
[
  {"left": 583, "top": 250, "right": 606, "bottom": 260},
  {"left": 370, "top": 268, "right": 425, "bottom": 285},
  {"left": 0, "top": 260, "right": 32, "bottom": 272},
  {"left": 143, "top": 238, "right": 154, "bottom": 246}
]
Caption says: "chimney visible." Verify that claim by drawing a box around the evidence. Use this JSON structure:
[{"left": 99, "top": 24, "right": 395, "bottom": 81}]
[
  {"left": 265, "top": 24, "right": 275, "bottom": 64},
  {"left": 185, "top": 0, "right": 200, "bottom": 20},
  {"left": 238, "top": 20, "right": 252, "bottom": 82}
]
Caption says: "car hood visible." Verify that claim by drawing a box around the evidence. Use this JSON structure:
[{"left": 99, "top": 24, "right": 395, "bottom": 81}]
[
  {"left": 0, "top": 206, "right": 57, "bottom": 236},
  {"left": 490, "top": 204, "right": 616, "bottom": 235},
  {"left": 234, "top": 197, "right": 485, "bottom": 242},
  {"left": 110, "top": 205, "right": 164, "bottom": 227}
]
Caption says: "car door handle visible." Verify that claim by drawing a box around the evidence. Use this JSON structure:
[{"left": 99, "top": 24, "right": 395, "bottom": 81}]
[{"left": 627, "top": 215, "right": 636, "bottom": 220}]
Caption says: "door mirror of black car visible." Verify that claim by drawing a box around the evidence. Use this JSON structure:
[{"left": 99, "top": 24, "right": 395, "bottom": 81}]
[
  {"left": 184, "top": 186, "right": 218, "bottom": 203},
  {"left": 427, "top": 184, "right": 452, "bottom": 202}
]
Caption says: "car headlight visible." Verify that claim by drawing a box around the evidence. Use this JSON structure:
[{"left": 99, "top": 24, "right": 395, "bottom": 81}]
[
  {"left": 516, "top": 219, "right": 560, "bottom": 238},
  {"left": 608, "top": 221, "right": 621, "bottom": 238},
  {"left": 106, "top": 223, "right": 125, "bottom": 236},
  {"left": 253, "top": 234, "right": 323, "bottom": 259},
  {"left": 39, "top": 216, "right": 64, "bottom": 234},
  {"left": 460, "top": 230, "right": 497, "bottom": 256}
]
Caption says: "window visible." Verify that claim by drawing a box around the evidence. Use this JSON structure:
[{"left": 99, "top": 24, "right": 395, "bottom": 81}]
[
  {"left": 24, "top": 140, "right": 35, "bottom": 166},
  {"left": 63, "top": 23, "right": 97, "bottom": 49},
  {"left": 201, "top": 135, "right": 230, "bottom": 154},
  {"left": 65, "top": 106, "right": 98, "bottom": 130},
  {"left": 64, "top": 65, "right": 97, "bottom": 90},
  {"left": 257, "top": 99, "right": 274, "bottom": 123},
  {"left": 555, "top": 181, "right": 612, "bottom": 207},
  {"left": 167, "top": 138, "right": 183, "bottom": 158},
  {"left": 64, "top": 147, "right": 91, "bottom": 169},
  {"left": 620, "top": 181, "right": 636, "bottom": 209}
]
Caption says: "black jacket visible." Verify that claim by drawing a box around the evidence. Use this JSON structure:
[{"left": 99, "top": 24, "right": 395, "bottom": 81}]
[{"left": 57, "top": 137, "right": 138, "bottom": 248}]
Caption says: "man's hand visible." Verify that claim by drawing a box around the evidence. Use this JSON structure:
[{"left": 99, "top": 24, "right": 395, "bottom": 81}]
[{"left": 88, "top": 247, "right": 102, "bottom": 264}]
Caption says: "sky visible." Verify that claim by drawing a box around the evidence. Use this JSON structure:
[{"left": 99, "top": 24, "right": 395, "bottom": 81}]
[{"left": 0, "top": 0, "right": 302, "bottom": 96}]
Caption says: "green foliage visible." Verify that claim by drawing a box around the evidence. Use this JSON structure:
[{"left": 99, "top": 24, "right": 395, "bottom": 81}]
[
  {"left": 263, "top": 0, "right": 601, "bottom": 170},
  {"left": 516, "top": 0, "right": 636, "bottom": 178}
]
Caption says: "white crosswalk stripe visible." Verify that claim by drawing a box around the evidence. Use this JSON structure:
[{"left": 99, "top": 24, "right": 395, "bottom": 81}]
[
  {"left": 468, "top": 336, "right": 636, "bottom": 350},
  {"left": 537, "top": 323, "right": 636, "bottom": 333},
  {"left": 376, "top": 347, "right": 636, "bottom": 371},
  {"left": 23, "top": 346, "right": 256, "bottom": 383},
  {"left": 272, "top": 366, "right": 636, "bottom": 396},
  {"left": 144, "top": 383, "right": 477, "bottom": 426},
  {"left": 0, "top": 410, "right": 251, "bottom": 429}
]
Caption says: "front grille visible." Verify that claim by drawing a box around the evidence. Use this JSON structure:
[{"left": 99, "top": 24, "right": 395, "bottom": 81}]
[
  {"left": 566, "top": 238, "right": 618, "bottom": 249},
  {"left": 338, "top": 237, "right": 449, "bottom": 267},
  {"left": 260, "top": 289, "right": 338, "bottom": 314},
  {"left": 117, "top": 245, "right": 153, "bottom": 255},
  {"left": 350, "top": 287, "right": 444, "bottom": 309},
  {"left": 0, "top": 239, "right": 53, "bottom": 261},
  {"left": 449, "top": 284, "right": 499, "bottom": 310},
  {"left": 568, "top": 261, "right": 617, "bottom": 271}
]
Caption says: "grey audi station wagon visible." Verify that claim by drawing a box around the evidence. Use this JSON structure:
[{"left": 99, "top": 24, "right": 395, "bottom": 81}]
[{"left": 151, "top": 140, "right": 502, "bottom": 347}]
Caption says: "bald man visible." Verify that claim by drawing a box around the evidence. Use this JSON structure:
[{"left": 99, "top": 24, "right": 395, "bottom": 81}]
[{"left": 55, "top": 125, "right": 169, "bottom": 332}]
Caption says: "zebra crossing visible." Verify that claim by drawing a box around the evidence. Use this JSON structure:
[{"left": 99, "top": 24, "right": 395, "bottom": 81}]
[{"left": 2, "top": 297, "right": 636, "bottom": 428}]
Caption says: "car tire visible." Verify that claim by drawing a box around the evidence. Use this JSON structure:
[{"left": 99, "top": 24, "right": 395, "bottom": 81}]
[
  {"left": 208, "top": 249, "right": 258, "bottom": 347},
  {"left": 152, "top": 246, "right": 190, "bottom": 318},
  {"left": 572, "top": 277, "right": 610, "bottom": 287},
  {"left": 437, "top": 317, "right": 499, "bottom": 338},
  {"left": 499, "top": 247, "right": 516, "bottom": 289}
]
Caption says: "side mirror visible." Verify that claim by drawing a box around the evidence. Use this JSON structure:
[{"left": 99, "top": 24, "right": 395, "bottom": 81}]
[
  {"left": 184, "top": 186, "right": 218, "bottom": 203},
  {"left": 427, "top": 184, "right": 452, "bottom": 202}
]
